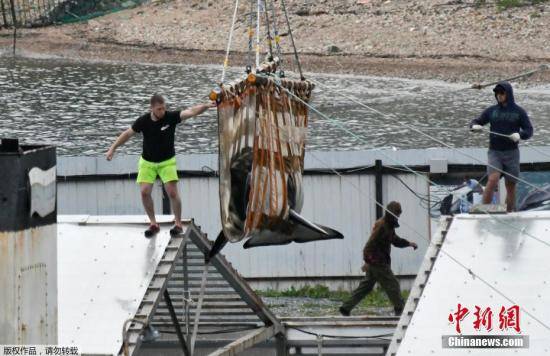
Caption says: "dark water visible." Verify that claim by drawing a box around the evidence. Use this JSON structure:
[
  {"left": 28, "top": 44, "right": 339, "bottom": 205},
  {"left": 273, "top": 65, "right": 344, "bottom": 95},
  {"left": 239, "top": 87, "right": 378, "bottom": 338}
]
[{"left": 1, "top": 55, "right": 549, "bottom": 156}]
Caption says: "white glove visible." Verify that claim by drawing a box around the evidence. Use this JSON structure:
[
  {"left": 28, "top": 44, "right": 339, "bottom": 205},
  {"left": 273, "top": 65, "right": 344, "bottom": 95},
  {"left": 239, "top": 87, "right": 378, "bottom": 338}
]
[
  {"left": 509, "top": 133, "right": 521, "bottom": 143},
  {"left": 471, "top": 124, "right": 483, "bottom": 132}
]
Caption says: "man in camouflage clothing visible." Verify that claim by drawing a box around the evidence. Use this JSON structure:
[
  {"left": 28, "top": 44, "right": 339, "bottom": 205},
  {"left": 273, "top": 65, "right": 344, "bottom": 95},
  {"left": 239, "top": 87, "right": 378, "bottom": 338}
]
[{"left": 340, "top": 201, "right": 418, "bottom": 316}]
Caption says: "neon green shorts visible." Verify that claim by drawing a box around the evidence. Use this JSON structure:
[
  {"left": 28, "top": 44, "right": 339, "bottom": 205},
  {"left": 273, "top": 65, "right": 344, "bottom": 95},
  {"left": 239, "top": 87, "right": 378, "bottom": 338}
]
[{"left": 137, "top": 156, "right": 179, "bottom": 184}]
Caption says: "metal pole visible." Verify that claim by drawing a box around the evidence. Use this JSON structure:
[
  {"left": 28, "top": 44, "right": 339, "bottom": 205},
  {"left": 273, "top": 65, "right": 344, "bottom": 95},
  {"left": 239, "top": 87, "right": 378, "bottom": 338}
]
[
  {"left": 8, "top": 0, "right": 16, "bottom": 56},
  {"left": 375, "top": 159, "right": 383, "bottom": 219},
  {"left": 0, "top": 0, "right": 8, "bottom": 28},
  {"left": 164, "top": 289, "right": 191, "bottom": 356},
  {"left": 183, "top": 242, "right": 190, "bottom": 346},
  {"left": 275, "top": 333, "right": 288, "bottom": 356},
  {"left": 316, "top": 334, "right": 323, "bottom": 356},
  {"left": 190, "top": 264, "right": 208, "bottom": 356}
]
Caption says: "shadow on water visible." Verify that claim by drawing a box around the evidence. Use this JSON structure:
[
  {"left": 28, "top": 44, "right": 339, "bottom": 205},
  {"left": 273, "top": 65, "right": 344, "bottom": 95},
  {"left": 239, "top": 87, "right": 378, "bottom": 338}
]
[{"left": 1, "top": 56, "right": 549, "bottom": 156}]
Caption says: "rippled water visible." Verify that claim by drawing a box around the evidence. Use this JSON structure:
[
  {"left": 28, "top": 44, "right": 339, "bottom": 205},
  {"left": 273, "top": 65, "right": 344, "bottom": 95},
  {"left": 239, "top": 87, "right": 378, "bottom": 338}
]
[{"left": 1, "top": 55, "right": 549, "bottom": 156}]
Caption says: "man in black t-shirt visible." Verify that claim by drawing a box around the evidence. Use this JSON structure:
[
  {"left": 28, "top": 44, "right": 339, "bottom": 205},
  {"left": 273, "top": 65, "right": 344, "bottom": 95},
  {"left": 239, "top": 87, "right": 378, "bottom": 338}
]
[{"left": 106, "top": 94, "right": 215, "bottom": 237}]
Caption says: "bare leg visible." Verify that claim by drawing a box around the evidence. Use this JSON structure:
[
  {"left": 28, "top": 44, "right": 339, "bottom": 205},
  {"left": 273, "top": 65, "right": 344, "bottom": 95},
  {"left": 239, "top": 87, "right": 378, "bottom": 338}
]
[
  {"left": 482, "top": 172, "right": 500, "bottom": 204},
  {"left": 164, "top": 181, "right": 182, "bottom": 227},
  {"left": 505, "top": 180, "right": 517, "bottom": 212},
  {"left": 140, "top": 183, "right": 156, "bottom": 224}
]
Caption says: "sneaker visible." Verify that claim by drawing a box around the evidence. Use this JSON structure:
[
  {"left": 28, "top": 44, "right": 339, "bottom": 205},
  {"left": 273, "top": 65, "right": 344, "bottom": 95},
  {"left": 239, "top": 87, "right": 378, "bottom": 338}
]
[
  {"left": 144, "top": 224, "right": 160, "bottom": 238},
  {"left": 169, "top": 225, "right": 183, "bottom": 236},
  {"left": 339, "top": 306, "right": 350, "bottom": 317}
]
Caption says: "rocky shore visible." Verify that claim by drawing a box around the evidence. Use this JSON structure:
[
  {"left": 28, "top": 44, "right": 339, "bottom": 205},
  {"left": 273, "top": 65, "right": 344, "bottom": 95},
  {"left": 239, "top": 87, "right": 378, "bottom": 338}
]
[{"left": 1, "top": 0, "right": 549, "bottom": 83}]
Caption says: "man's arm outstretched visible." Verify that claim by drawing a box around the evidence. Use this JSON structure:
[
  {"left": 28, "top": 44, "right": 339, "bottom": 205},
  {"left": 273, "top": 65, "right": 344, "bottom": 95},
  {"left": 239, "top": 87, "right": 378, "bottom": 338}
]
[
  {"left": 106, "top": 128, "right": 135, "bottom": 161},
  {"left": 180, "top": 102, "right": 216, "bottom": 122}
]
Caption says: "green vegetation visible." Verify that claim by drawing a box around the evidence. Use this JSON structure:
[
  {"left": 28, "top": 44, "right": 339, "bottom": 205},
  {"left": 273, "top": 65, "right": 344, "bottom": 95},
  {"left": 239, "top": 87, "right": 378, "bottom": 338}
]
[
  {"left": 55, "top": 0, "right": 149, "bottom": 24},
  {"left": 474, "top": 0, "right": 548, "bottom": 10},
  {"left": 496, "top": 0, "right": 549, "bottom": 10},
  {"left": 257, "top": 284, "right": 410, "bottom": 308},
  {"left": 257, "top": 285, "right": 337, "bottom": 299}
]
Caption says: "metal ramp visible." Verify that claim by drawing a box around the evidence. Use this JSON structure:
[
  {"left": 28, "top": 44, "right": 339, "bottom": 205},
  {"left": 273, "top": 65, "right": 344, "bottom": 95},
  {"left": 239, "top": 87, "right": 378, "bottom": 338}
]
[
  {"left": 143, "top": 222, "right": 283, "bottom": 356},
  {"left": 58, "top": 215, "right": 283, "bottom": 356},
  {"left": 120, "top": 222, "right": 191, "bottom": 356},
  {"left": 152, "top": 236, "right": 270, "bottom": 332},
  {"left": 386, "top": 212, "right": 550, "bottom": 355}
]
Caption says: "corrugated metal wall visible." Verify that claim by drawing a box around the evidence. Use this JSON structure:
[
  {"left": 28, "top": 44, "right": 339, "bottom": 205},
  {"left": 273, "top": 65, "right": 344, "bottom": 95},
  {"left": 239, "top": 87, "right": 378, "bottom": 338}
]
[
  {"left": 56, "top": 153, "right": 430, "bottom": 282},
  {"left": 58, "top": 179, "right": 164, "bottom": 215}
]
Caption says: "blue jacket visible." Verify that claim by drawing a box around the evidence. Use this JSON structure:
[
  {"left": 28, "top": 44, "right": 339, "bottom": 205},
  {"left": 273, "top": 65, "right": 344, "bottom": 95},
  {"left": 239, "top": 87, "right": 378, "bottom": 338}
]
[{"left": 470, "top": 81, "right": 533, "bottom": 151}]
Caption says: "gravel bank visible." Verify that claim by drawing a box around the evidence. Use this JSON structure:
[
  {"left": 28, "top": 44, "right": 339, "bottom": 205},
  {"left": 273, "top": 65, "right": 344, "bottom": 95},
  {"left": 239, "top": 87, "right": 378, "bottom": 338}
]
[{"left": 1, "top": 0, "right": 549, "bottom": 83}]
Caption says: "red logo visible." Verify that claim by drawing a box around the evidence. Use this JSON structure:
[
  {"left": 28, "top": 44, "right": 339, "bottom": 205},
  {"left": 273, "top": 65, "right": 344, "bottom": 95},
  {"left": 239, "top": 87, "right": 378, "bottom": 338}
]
[
  {"left": 499, "top": 305, "right": 521, "bottom": 333},
  {"left": 448, "top": 304, "right": 521, "bottom": 334},
  {"left": 473, "top": 306, "right": 493, "bottom": 332},
  {"left": 448, "top": 303, "right": 470, "bottom": 333}
]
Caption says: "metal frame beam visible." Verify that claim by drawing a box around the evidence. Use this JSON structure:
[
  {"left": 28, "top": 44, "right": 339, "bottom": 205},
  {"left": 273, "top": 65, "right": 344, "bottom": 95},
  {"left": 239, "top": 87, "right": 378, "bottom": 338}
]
[
  {"left": 207, "top": 326, "right": 275, "bottom": 356},
  {"left": 163, "top": 289, "right": 190, "bottom": 356},
  {"left": 186, "top": 223, "right": 282, "bottom": 332}
]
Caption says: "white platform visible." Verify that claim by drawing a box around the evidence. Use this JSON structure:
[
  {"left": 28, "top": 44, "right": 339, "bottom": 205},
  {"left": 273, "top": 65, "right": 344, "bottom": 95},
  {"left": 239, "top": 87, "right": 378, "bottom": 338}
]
[
  {"left": 57, "top": 215, "right": 180, "bottom": 355},
  {"left": 394, "top": 211, "right": 550, "bottom": 355}
]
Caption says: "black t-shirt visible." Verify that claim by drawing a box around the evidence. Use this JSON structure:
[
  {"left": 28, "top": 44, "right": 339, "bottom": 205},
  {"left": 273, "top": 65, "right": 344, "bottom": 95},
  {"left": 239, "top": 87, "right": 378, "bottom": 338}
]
[{"left": 131, "top": 110, "right": 181, "bottom": 162}]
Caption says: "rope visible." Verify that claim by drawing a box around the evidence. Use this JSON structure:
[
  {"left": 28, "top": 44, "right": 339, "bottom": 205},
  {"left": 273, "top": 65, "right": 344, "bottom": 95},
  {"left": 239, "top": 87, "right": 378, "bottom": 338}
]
[
  {"left": 280, "top": 0, "right": 304, "bottom": 80},
  {"left": 247, "top": 0, "right": 254, "bottom": 71},
  {"left": 390, "top": 173, "right": 442, "bottom": 211},
  {"left": 384, "top": 124, "right": 550, "bottom": 161},
  {"left": 477, "top": 129, "right": 550, "bottom": 161},
  {"left": 218, "top": 72, "right": 550, "bottom": 332},
  {"left": 261, "top": 0, "right": 274, "bottom": 60},
  {"left": 305, "top": 150, "right": 550, "bottom": 333},
  {"left": 209, "top": 4, "right": 550, "bottom": 328},
  {"left": 268, "top": 0, "right": 284, "bottom": 71},
  {"left": 190, "top": 263, "right": 209, "bottom": 356},
  {"left": 255, "top": 0, "right": 261, "bottom": 68},
  {"left": 221, "top": 0, "right": 240, "bottom": 84},
  {"left": 266, "top": 73, "right": 550, "bottom": 268},
  {"left": 470, "top": 64, "right": 549, "bottom": 90},
  {"left": 258, "top": 73, "right": 550, "bottom": 250},
  {"left": 306, "top": 76, "right": 549, "bottom": 197},
  {"left": 288, "top": 326, "right": 393, "bottom": 341}
]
